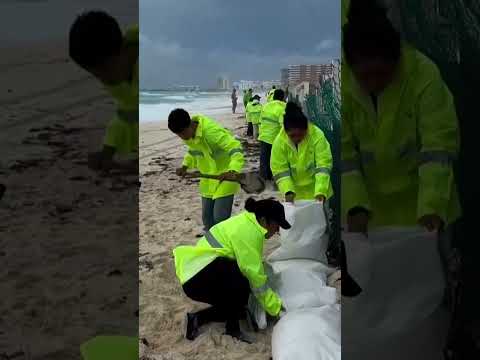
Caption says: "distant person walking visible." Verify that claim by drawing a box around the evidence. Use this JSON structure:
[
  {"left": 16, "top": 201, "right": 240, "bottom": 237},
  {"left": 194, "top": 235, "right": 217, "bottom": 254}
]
[{"left": 231, "top": 88, "right": 238, "bottom": 114}]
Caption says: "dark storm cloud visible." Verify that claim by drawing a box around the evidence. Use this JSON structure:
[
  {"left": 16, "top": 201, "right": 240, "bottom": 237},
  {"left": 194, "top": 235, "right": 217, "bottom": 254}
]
[{"left": 140, "top": 0, "right": 340, "bottom": 89}]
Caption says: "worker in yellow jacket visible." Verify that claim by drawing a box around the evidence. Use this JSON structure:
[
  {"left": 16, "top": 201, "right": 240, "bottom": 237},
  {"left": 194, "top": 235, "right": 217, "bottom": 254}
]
[
  {"left": 341, "top": 2, "right": 461, "bottom": 239},
  {"left": 266, "top": 86, "right": 276, "bottom": 102},
  {"left": 271, "top": 102, "right": 333, "bottom": 203},
  {"left": 168, "top": 109, "right": 245, "bottom": 231},
  {"left": 69, "top": 11, "right": 138, "bottom": 173},
  {"left": 173, "top": 197, "right": 289, "bottom": 343},
  {"left": 246, "top": 94, "right": 263, "bottom": 140},
  {"left": 258, "top": 89, "right": 286, "bottom": 182}
]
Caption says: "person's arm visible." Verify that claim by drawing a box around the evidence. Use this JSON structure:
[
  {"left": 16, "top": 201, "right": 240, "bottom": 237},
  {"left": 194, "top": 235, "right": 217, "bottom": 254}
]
[
  {"left": 341, "top": 104, "right": 371, "bottom": 223},
  {"left": 270, "top": 139, "right": 295, "bottom": 199},
  {"left": 209, "top": 127, "right": 244, "bottom": 175},
  {"left": 314, "top": 130, "right": 333, "bottom": 200},
  {"left": 182, "top": 151, "right": 196, "bottom": 169},
  {"left": 232, "top": 235, "right": 282, "bottom": 316},
  {"left": 417, "top": 73, "right": 459, "bottom": 229}
]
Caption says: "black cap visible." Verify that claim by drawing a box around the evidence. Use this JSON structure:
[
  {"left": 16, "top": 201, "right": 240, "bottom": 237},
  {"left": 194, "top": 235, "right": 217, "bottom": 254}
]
[
  {"left": 270, "top": 202, "right": 291, "bottom": 229},
  {"left": 252, "top": 95, "right": 261, "bottom": 100}
]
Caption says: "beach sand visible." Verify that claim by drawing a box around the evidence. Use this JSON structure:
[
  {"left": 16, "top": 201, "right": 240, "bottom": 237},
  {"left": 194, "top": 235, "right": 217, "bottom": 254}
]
[
  {"left": 139, "top": 107, "right": 283, "bottom": 360},
  {"left": 0, "top": 44, "right": 138, "bottom": 359}
]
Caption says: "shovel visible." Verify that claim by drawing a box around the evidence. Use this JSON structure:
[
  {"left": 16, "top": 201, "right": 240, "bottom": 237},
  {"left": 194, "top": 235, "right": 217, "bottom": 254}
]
[{"left": 185, "top": 171, "right": 265, "bottom": 194}]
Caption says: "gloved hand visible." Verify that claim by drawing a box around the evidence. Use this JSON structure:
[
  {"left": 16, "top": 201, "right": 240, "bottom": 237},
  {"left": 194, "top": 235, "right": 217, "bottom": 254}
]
[
  {"left": 285, "top": 192, "right": 295, "bottom": 204},
  {"left": 347, "top": 207, "right": 370, "bottom": 235},
  {"left": 418, "top": 214, "right": 443, "bottom": 232}
]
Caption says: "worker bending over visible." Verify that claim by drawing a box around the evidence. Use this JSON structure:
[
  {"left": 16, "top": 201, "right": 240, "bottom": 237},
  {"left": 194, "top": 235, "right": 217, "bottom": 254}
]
[
  {"left": 342, "top": 2, "right": 460, "bottom": 255},
  {"left": 173, "top": 197, "right": 289, "bottom": 343},
  {"left": 69, "top": 11, "right": 138, "bottom": 174},
  {"left": 168, "top": 109, "right": 245, "bottom": 231},
  {"left": 271, "top": 102, "right": 333, "bottom": 203}
]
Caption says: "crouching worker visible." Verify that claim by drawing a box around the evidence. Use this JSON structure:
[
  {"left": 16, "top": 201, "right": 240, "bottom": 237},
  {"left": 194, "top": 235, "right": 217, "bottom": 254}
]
[
  {"left": 271, "top": 102, "right": 333, "bottom": 203},
  {"left": 69, "top": 11, "right": 138, "bottom": 174},
  {"left": 168, "top": 109, "right": 245, "bottom": 231},
  {"left": 173, "top": 198, "right": 289, "bottom": 343}
]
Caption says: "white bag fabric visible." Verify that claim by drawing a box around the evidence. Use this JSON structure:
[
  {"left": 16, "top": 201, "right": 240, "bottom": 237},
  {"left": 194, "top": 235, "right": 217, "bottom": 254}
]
[
  {"left": 342, "top": 227, "right": 447, "bottom": 359},
  {"left": 268, "top": 201, "right": 329, "bottom": 263},
  {"left": 247, "top": 259, "right": 336, "bottom": 329},
  {"left": 272, "top": 305, "right": 341, "bottom": 360},
  {"left": 268, "top": 259, "right": 337, "bottom": 311}
]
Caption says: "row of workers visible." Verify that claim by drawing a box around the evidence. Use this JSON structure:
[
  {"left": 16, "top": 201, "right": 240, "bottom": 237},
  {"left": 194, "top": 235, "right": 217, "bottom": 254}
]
[{"left": 166, "top": 101, "right": 332, "bottom": 342}]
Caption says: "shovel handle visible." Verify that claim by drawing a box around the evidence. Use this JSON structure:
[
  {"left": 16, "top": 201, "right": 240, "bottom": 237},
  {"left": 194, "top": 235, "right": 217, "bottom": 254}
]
[{"left": 185, "top": 171, "right": 241, "bottom": 182}]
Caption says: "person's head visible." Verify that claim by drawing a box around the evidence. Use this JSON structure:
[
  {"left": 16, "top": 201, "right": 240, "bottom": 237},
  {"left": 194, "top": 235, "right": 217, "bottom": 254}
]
[
  {"left": 244, "top": 197, "right": 291, "bottom": 238},
  {"left": 168, "top": 109, "right": 196, "bottom": 140},
  {"left": 69, "top": 11, "right": 125, "bottom": 84},
  {"left": 343, "top": 0, "right": 401, "bottom": 94},
  {"left": 273, "top": 89, "right": 285, "bottom": 101},
  {"left": 283, "top": 102, "right": 308, "bottom": 145},
  {"left": 272, "top": 85, "right": 276, "bottom": 90},
  {"left": 248, "top": 88, "right": 252, "bottom": 92},
  {"left": 252, "top": 94, "right": 261, "bottom": 102}
]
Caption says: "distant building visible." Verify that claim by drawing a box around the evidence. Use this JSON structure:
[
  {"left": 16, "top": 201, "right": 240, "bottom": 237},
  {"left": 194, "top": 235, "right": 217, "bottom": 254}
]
[
  {"left": 287, "top": 64, "right": 335, "bottom": 87},
  {"left": 281, "top": 68, "right": 289, "bottom": 87},
  {"left": 217, "top": 75, "right": 230, "bottom": 90}
]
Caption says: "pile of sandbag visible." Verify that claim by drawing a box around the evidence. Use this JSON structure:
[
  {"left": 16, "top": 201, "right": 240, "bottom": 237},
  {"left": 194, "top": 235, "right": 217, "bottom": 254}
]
[
  {"left": 342, "top": 228, "right": 449, "bottom": 360},
  {"left": 248, "top": 201, "right": 341, "bottom": 360}
]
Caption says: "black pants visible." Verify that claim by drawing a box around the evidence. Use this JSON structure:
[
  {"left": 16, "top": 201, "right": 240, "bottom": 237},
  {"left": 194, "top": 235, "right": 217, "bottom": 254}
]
[
  {"left": 247, "top": 122, "right": 253, "bottom": 137},
  {"left": 259, "top": 141, "right": 273, "bottom": 181},
  {"left": 182, "top": 257, "right": 250, "bottom": 332}
]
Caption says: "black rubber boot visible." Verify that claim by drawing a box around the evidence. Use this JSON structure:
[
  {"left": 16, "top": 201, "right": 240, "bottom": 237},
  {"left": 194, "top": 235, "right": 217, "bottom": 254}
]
[{"left": 185, "top": 313, "right": 200, "bottom": 341}]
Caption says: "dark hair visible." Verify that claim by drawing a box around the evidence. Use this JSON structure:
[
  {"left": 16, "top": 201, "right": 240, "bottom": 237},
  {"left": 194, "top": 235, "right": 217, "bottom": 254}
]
[
  {"left": 273, "top": 89, "right": 285, "bottom": 101},
  {"left": 284, "top": 102, "right": 308, "bottom": 130},
  {"left": 245, "top": 197, "right": 279, "bottom": 223},
  {"left": 69, "top": 11, "right": 123, "bottom": 68},
  {"left": 168, "top": 108, "right": 191, "bottom": 133},
  {"left": 272, "top": 85, "right": 276, "bottom": 89},
  {"left": 343, "top": 0, "right": 401, "bottom": 65}
]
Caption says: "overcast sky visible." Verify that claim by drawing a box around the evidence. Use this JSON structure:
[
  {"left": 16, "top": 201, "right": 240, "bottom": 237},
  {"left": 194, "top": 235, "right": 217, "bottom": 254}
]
[
  {"left": 0, "top": 0, "right": 136, "bottom": 46},
  {"left": 140, "top": 0, "right": 340, "bottom": 89}
]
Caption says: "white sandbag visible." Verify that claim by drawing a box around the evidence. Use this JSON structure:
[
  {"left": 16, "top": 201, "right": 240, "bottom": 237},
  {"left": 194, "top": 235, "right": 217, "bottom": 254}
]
[
  {"left": 268, "top": 201, "right": 329, "bottom": 263},
  {"left": 272, "top": 305, "right": 341, "bottom": 360},
  {"left": 268, "top": 259, "right": 337, "bottom": 311},
  {"left": 247, "top": 259, "right": 336, "bottom": 329},
  {"left": 342, "top": 227, "right": 447, "bottom": 359}
]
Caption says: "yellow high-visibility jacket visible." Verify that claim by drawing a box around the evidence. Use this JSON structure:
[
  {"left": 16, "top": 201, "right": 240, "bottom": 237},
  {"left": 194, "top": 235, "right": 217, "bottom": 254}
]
[
  {"left": 258, "top": 100, "right": 286, "bottom": 144},
  {"left": 173, "top": 211, "right": 283, "bottom": 316},
  {"left": 80, "top": 336, "right": 138, "bottom": 360},
  {"left": 246, "top": 100, "right": 263, "bottom": 125},
  {"left": 182, "top": 114, "right": 244, "bottom": 199},
  {"left": 271, "top": 123, "right": 333, "bottom": 200},
  {"left": 267, "top": 89, "right": 275, "bottom": 102},
  {"left": 103, "top": 25, "right": 139, "bottom": 157},
  {"left": 341, "top": 43, "right": 461, "bottom": 227}
]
